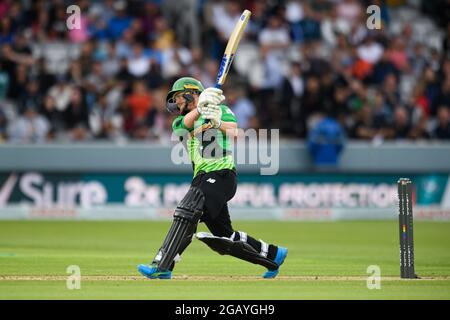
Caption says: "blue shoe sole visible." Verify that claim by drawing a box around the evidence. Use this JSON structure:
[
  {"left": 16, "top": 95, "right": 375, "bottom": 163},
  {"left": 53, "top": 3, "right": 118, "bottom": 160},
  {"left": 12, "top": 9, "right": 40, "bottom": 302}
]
[
  {"left": 263, "top": 247, "right": 288, "bottom": 279},
  {"left": 263, "top": 269, "right": 279, "bottom": 279},
  {"left": 138, "top": 264, "right": 172, "bottom": 279}
]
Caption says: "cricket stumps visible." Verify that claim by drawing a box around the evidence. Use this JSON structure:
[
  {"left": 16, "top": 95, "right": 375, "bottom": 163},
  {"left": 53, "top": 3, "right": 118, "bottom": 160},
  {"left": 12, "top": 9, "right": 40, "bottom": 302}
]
[{"left": 398, "top": 178, "right": 418, "bottom": 279}]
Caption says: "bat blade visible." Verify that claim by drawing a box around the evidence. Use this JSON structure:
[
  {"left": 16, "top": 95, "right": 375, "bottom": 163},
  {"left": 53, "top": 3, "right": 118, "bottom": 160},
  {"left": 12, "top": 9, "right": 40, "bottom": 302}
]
[{"left": 215, "top": 9, "right": 251, "bottom": 89}]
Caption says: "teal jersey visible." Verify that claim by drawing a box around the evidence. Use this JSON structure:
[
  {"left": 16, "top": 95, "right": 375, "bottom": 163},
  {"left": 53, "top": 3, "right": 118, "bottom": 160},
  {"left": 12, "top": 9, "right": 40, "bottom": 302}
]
[{"left": 172, "top": 104, "right": 237, "bottom": 177}]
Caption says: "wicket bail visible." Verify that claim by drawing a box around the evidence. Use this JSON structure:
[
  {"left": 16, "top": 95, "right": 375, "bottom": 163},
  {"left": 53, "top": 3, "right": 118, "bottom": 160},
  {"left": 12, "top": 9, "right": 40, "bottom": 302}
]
[{"left": 397, "top": 178, "right": 417, "bottom": 279}]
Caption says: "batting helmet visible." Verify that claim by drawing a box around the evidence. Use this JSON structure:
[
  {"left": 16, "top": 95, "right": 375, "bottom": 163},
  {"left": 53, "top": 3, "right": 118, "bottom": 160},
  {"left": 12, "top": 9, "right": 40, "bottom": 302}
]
[{"left": 166, "top": 77, "right": 205, "bottom": 113}]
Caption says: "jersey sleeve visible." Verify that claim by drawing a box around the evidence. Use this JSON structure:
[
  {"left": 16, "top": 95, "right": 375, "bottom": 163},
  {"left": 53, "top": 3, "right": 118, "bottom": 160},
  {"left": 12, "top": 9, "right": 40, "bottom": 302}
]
[
  {"left": 220, "top": 105, "right": 237, "bottom": 123},
  {"left": 172, "top": 116, "right": 193, "bottom": 136}
]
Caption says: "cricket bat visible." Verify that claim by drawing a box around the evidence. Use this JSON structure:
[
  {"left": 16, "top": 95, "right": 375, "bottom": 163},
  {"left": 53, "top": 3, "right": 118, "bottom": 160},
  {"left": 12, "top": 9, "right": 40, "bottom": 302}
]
[
  {"left": 215, "top": 9, "right": 252, "bottom": 89},
  {"left": 196, "top": 9, "right": 251, "bottom": 134}
]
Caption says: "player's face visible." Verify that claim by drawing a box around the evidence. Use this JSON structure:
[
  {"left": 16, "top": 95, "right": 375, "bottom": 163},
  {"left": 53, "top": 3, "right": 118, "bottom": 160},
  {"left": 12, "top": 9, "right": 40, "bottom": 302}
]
[
  {"left": 174, "top": 91, "right": 197, "bottom": 114},
  {"left": 174, "top": 92, "right": 187, "bottom": 114}
]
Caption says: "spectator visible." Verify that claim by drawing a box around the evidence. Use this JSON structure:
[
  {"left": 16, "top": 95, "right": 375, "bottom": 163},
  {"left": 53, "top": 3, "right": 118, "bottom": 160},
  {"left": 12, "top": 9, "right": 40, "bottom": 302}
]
[
  {"left": 145, "top": 59, "right": 165, "bottom": 89},
  {"left": 330, "top": 32, "right": 353, "bottom": 72},
  {"left": 7, "top": 63, "right": 28, "bottom": 100},
  {"left": 47, "top": 76, "right": 73, "bottom": 112},
  {"left": 423, "top": 66, "right": 440, "bottom": 114},
  {"left": 381, "top": 73, "right": 400, "bottom": 111},
  {"left": 278, "top": 61, "right": 304, "bottom": 135},
  {"left": 428, "top": 48, "right": 441, "bottom": 72},
  {"left": 68, "top": 59, "right": 84, "bottom": 86},
  {"left": 350, "top": 104, "right": 378, "bottom": 140},
  {"left": 48, "top": 2, "right": 68, "bottom": 39},
  {"left": 387, "top": 37, "right": 409, "bottom": 72},
  {"left": 409, "top": 116, "right": 431, "bottom": 140},
  {"left": 104, "top": 80, "right": 125, "bottom": 112},
  {"left": 299, "top": 4, "right": 322, "bottom": 43},
  {"left": 409, "top": 42, "right": 427, "bottom": 78},
  {"left": 285, "top": 0, "right": 305, "bottom": 44},
  {"left": 307, "top": 115, "right": 345, "bottom": 166},
  {"left": 227, "top": 86, "right": 257, "bottom": 130},
  {"left": 357, "top": 35, "right": 384, "bottom": 65},
  {"left": 409, "top": 82, "right": 431, "bottom": 122},
  {"left": 115, "top": 28, "right": 135, "bottom": 59},
  {"left": 390, "top": 106, "right": 412, "bottom": 140},
  {"left": 19, "top": 79, "right": 43, "bottom": 115},
  {"left": 101, "top": 43, "right": 121, "bottom": 77},
  {"left": 336, "top": 0, "right": 363, "bottom": 27},
  {"left": 107, "top": 0, "right": 132, "bottom": 40},
  {"left": 330, "top": 84, "right": 350, "bottom": 122},
  {"left": 161, "top": 39, "right": 192, "bottom": 79},
  {"left": 1, "top": 32, "right": 33, "bottom": 74},
  {"left": 347, "top": 19, "right": 367, "bottom": 46},
  {"left": 210, "top": 0, "right": 242, "bottom": 60},
  {"left": 89, "top": 0, "right": 116, "bottom": 26},
  {"left": 62, "top": 87, "right": 90, "bottom": 140},
  {"left": 151, "top": 16, "right": 176, "bottom": 51},
  {"left": 127, "top": 43, "right": 150, "bottom": 78},
  {"left": 85, "top": 60, "right": 108, "bottom": 94},
  {"left": 371, "top": 50, "right": 399, "bottom": 85},
  {"left": 162, "top": 0, "right": 200, "bottom": 49},
  {"left": 0, "top": 16, "right": 14, "bottom": 46},
  {"left": 432, "top": 77, "right": 450, "bottom": 116},
  {"left": 433, "top": 106, "right": 450, "bottom": 140},
  {"left": 35, "top": 58, "right": 56, "bottom": 95},
  {"left": 258, "top": 14, "right": 291, "bottom": 89},
  {"left": 7, "top": 106, "right": 50, "bottom": 143},
  {"left": 39, "top": 95, "right": 64, "bottom": 139},
  {"left": 139, "top": 2, "right": 161, "bottom": 40},
  {"left": 301, "top": 76, "right": 325, "bottom": 124},
  {"left": 321, "top": 5, "right": 351, "bottom": 47},
  {"left": 126, "top": 80, "right": 152, "bottom": 126},
  {"left": 372, "top": 90, "right": 392, "bottom": 129},
  {"left": 89, "top": 94, "right": 124, "bottom": 140}
]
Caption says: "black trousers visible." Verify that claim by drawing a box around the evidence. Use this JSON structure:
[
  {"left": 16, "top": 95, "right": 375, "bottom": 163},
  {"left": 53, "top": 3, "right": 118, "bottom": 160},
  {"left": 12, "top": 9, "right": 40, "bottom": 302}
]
[
  {"left": 168, "top": 168, "right": 277, "bottom": 271},
  {"left": 191, "top": 168, "right": 237, "bottom": 238}
]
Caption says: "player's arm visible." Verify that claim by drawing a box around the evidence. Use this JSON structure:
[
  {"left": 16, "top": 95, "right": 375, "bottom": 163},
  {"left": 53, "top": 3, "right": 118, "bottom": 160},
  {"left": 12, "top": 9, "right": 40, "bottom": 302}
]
[
  {"left": 218, "top": 121, "right": 238, "bottom": 137},
  {"left": 215, "top": 105, "right": 238, "bottom": 137},
  {"left": 172, "top": 115, "right": 194, "bottom": 136},
  {"left": 182, "top": 108, "right": 201, "bottom": 130},
  {"left": 218, "top": 106, "right": 238, "bottom": 137}
]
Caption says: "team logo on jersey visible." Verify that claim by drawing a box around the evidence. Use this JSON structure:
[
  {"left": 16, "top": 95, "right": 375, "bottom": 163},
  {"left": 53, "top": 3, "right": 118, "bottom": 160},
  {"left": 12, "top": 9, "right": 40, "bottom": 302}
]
[{"left": 206, "top": 178, "right": 216, "bottom": 184}]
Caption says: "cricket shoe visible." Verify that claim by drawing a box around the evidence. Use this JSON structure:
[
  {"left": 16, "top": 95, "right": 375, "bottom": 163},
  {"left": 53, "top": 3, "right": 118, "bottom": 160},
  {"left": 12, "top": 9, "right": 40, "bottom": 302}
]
[
  {"left": 137, "top": 264, "right": 172, "bottom": 279},
  {"left": 263, "top": 246, "right": 288, "bottom": 279}
]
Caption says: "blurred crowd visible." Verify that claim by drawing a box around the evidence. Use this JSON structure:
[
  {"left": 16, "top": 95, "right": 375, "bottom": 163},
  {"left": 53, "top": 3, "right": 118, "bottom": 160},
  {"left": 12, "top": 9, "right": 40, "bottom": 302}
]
[{"left": 0, "top": 0, "right": 450, "bottom": 144}]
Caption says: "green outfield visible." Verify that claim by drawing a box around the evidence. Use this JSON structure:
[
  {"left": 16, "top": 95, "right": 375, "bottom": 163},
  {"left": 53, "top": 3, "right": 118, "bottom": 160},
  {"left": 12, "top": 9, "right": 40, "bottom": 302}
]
[{"left": 0, "top": 220, "right": 449, "bottom": 299}]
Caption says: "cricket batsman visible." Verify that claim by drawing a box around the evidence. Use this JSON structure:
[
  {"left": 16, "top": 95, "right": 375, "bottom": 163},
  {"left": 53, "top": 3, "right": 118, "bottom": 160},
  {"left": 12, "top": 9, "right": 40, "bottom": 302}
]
[{"left": 138, "top": 77, "right": 288, "bottom": 279}]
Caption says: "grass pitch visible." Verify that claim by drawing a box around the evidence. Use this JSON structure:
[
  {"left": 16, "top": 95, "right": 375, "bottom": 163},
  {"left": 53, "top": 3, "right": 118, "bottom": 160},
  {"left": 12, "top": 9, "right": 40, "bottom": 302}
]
[{"left": 0, "top": 220, "right": 449, "bottom": 299}]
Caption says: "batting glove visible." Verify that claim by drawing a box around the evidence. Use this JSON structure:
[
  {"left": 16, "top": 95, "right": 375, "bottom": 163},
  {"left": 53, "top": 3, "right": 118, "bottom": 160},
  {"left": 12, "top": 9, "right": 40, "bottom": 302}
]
[
  {"left": 203, "top": 104, "right": 222, "bottom": 129},
  {"left": 197, "top": 88, "right": 225, "bottom": 114}
]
